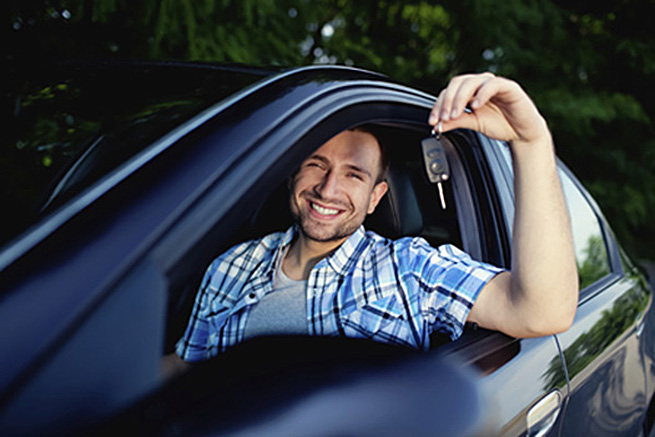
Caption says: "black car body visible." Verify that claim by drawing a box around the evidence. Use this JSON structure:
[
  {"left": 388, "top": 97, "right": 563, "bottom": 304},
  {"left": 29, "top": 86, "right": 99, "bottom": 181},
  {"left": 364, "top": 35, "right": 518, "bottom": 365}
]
[{"left": 1, "top": 61, "right": 653, "bottom": 435}]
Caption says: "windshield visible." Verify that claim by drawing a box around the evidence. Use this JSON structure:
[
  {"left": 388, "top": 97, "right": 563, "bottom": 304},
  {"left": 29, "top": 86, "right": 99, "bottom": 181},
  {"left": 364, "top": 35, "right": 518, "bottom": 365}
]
[{"left": 2, "top": 61, "right": 272, "bottom": 247}]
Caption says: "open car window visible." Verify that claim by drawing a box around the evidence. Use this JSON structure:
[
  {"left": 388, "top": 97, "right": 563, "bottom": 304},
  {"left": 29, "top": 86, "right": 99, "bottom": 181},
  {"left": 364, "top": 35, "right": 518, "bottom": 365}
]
[{"left": 162, "top": 123, "right": 486, "bottom": 356}]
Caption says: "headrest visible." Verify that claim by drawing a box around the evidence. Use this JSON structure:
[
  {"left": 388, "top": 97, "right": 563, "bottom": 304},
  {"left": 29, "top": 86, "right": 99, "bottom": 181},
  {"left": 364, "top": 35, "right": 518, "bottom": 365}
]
[{"left": 365, "top": 164, "right": 423, "bottom": 239}]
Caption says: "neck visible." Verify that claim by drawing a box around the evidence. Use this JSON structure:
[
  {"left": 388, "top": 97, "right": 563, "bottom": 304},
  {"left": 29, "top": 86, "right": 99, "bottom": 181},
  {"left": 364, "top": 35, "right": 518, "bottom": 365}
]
[{"left": 282, "top": 231, "right": 348, "bottom": 281}]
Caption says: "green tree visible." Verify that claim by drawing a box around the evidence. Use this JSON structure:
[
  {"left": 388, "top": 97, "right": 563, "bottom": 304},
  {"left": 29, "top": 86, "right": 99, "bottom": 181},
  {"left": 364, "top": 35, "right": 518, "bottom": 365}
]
[{"left": 8, "top": 0, "right": 655, "bottom": 261}]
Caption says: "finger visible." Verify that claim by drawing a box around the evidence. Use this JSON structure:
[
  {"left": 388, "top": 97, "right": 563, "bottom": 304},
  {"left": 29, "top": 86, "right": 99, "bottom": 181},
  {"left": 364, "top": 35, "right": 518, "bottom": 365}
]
[
  {"left": 468, "top": 76, "right": 513, "bottom": 110},
  {"left": 449, "top": 74, "right": 495, "bottom": 119},
  {"left": 439, "top": 111, "right": 479, "bottom": 134},
  {"left": 431, "top": 73, "right": 493, "bottom": 124},
  {"left": 429, "top": 88, "right": 448, "bottom": 125},
  {"left": 436, "top": 75, "right": 467, "bottom": 123},
  {"left": 429, "top": 73, "right": 498, "bottom": 126}
]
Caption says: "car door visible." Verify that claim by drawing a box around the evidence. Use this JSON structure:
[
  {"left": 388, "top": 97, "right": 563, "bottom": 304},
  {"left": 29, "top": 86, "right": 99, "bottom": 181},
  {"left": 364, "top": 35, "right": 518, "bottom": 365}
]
[
  {"left": 552, "top": 170, "right": 652, "bottom": 435},
  {"left": 117, "top": 75, "right": 506, "bottom": 435},
  {"left": 117, "top": 96, "right": 566, "bottom": 435},
  {"left": 430, "top": 131, "right": 569, "bottom": 436},
  {"left": 487, "top": 136, "right": 653, "bottom": 435},
  {"left": 125, "top": 83, "right": 568, "bottom": 435},
  {"left": 1, "top": 65, "right": 493, "bottom": 434}
]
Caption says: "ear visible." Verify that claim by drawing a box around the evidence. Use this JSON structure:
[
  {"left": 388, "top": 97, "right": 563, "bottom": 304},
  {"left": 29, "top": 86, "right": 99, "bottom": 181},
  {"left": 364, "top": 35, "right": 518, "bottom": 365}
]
[{"left": 367, "top": 181, "right": 388, "bottom": 214}]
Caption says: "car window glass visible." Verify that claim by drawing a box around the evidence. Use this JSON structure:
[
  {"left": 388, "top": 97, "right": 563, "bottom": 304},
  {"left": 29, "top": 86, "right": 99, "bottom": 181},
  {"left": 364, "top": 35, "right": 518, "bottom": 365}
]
[
  {"left": 495, "top": 143, "right": 611, "bottom": 290},
  {"left": 560, "top": 171, "right": 611, "bottom": 290},
  {"left": 2, "top": 63, "right": 270, "bottom": 248}
]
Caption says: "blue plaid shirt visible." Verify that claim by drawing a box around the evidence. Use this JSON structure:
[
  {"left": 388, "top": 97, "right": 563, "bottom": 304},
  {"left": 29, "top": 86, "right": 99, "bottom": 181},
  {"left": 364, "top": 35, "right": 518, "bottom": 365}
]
[{"left": 176, "top": 225, "right": 503, "bottom": 362}]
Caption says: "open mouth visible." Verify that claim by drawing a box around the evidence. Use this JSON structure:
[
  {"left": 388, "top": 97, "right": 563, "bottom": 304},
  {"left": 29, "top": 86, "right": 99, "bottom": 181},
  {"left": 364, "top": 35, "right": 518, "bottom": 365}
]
[{"left": 309, "top": 200, "right": 343, "bottom": 218}]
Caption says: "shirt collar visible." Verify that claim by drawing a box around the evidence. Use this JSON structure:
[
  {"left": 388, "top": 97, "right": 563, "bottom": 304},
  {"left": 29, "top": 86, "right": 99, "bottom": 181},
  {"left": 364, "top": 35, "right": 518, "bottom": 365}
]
[
  {"left": 266, "top": 225, "right": 298, "bottom": 275},
  {"left": 281, "top": 225, "right": 298, "bottom": 247},
  {"left": 277, "top": 225, "right": 367, "bottom": 276},
  {"left": 323, "top": 226, "right": 367, "bottom": 275}
]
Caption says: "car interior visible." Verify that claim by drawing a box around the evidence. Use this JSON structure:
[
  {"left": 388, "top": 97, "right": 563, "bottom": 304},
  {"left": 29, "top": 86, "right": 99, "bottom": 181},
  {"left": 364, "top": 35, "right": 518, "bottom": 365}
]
[{"left": 163, "top": 124, "right": 470, "bottom": 355}]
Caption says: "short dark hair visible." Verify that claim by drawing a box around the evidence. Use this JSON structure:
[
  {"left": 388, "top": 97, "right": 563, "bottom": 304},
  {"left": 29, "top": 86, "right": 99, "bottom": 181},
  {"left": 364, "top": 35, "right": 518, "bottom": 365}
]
[{"left": 350, "top": 124, "right": 389, "bottom": 184}]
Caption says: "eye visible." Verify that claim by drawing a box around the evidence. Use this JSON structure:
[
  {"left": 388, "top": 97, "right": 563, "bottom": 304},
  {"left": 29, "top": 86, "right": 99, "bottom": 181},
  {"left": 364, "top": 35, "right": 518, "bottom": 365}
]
[
  {"left": 304, "top": 161, "right": 324, "bottom": 169},
  {"left": 347, "top": 172, "right": 364, "bottom": 181}
]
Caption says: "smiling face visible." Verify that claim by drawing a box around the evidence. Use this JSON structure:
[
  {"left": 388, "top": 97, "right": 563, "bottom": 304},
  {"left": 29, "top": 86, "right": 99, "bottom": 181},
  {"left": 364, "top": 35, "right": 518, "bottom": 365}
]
[{"left": 290, "top": 130, "right": 388, "bottom": 244}]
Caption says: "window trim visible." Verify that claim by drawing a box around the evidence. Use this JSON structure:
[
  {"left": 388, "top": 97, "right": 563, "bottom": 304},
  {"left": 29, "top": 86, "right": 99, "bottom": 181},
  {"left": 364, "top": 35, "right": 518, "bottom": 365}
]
[
  {"left": 557, "top": 164, "right": 623, "bottom": 302},
  {"left": 449, "top": 130, "right": 511, "bottom": 268}
]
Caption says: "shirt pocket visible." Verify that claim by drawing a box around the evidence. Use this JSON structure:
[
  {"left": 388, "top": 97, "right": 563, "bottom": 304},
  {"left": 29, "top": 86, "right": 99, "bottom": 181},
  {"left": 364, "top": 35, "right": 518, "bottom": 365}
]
[{"left": 340, "top": 294, "right": 412, "bottom": 346}]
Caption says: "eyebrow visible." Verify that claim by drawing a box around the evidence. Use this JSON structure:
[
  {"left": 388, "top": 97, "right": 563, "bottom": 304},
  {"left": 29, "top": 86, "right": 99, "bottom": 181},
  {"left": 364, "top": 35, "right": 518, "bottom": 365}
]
[
  {"left": 345, "top": 164, "right": 372, "bottom": 179},
  {"left": 308, "top": 154, "right": 372, "bottom": 179}
]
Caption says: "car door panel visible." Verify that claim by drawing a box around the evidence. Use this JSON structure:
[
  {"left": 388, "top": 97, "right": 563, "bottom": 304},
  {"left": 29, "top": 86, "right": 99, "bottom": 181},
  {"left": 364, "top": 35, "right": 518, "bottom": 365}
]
[
  {"left": 426, "top": 132, "right": 567, "bottom": 435},
  {"left": 443, "top": 330, "right": 566, "bottom": 435},
  {"left": 557, "top": 274, "right": 651, "bottom": 435},
  {"left": 0, "top": 259, "right": 167, "bottom": 434},
  {"left": 481, "top": 128, "right": 654, "bottom": 434}
]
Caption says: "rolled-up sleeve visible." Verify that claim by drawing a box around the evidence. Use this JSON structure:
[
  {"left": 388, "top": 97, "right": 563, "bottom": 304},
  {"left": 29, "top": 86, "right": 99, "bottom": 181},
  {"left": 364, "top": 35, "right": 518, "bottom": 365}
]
[
  {"left": 402, "top": 238, "right": 504, "bottom": 341},
  {"left": 175, "top": 262, "right": 217, "bottom": 362}
]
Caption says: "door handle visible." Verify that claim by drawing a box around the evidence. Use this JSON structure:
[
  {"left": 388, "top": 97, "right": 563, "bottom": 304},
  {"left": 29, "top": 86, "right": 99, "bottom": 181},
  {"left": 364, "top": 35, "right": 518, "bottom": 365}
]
[
  {"left": 636, "top": 319, "right": 645, "bottom": 338},
  {"left": 527, "top": 390, "right": 563, "bottom": 437}
]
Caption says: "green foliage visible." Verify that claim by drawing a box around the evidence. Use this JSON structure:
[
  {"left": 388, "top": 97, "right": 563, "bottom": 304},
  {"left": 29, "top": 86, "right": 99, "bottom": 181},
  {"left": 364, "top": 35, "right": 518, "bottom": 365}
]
[
  {"left": 8, "top": 0, "right": 655, "bottom": 260},
  {"left": 578, "top": 235, "right": 611, "bottom": 290}
]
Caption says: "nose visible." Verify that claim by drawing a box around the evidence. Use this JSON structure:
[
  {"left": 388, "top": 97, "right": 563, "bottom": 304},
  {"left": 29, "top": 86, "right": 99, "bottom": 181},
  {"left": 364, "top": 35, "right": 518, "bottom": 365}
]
[{"left": 315, "top": 170, "right": 340, "bottom": 199}]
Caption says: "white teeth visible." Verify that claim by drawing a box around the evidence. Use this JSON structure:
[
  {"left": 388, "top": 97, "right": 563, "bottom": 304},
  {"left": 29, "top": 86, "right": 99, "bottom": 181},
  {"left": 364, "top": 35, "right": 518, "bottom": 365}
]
[{"left": 311, "top": 202, "right": 339, "bottom": 215}]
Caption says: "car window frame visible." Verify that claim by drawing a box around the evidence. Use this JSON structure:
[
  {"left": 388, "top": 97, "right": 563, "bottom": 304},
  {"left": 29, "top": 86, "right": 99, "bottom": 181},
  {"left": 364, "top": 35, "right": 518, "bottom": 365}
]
[
  {"left": 453, "top": 131, "right": 512, "bottom": 268},
  {"left": 556, "top": 164, "right": 624, "bottom": 302},
  {"left": 152, "top": 102, "right": 437, "bottom": 283},
  {"left": 154, "top": 100, "right": 508, "bottom": 356},
  {"left": 153, "top": 102, "right": 439, "bottom": 345}
]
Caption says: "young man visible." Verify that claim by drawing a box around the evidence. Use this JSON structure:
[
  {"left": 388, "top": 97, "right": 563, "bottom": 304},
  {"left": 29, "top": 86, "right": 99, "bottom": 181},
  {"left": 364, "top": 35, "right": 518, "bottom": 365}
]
[{"left": 172, "top": 72, "right": 578, "bottom": 365}]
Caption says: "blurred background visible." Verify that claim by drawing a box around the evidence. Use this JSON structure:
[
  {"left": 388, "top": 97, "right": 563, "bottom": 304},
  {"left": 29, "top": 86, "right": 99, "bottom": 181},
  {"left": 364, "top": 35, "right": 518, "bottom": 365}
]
[{"left": 7, "top": 0, "right": 655, "bottom": 264}]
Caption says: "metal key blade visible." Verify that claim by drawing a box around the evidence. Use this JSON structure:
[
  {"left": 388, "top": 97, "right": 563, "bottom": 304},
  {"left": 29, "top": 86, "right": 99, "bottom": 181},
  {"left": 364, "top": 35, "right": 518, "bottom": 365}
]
[{"left": 437, "top": 182, "right": 446, "bottom": 210}]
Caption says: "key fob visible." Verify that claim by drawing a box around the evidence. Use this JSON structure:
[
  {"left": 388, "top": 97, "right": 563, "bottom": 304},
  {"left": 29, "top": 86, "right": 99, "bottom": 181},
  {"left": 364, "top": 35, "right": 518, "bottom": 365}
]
[{"left": 421, "top": 136, "right": 450, "bottom": 184}]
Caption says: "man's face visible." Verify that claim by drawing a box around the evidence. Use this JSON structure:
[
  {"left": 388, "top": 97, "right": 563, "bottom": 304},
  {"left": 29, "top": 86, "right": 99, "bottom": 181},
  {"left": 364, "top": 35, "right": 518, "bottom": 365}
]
[{"left": 290, "top": 130, "right": 388, "bottom": 243}]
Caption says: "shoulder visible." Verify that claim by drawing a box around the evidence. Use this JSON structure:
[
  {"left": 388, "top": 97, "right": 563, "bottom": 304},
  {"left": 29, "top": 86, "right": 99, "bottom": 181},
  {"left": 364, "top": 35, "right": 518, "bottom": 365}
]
[
  {"left": 204, "top": 231, "right": 286, "bottom": 277},
  {"left": 362, "top": 230, "right": 483, "bottom": 270},
  {"left": 363, "top": 229, "right": 435, "bottom": 255},
  {"left": 361, "top": 230, "right": 436, "bottom": 267}
]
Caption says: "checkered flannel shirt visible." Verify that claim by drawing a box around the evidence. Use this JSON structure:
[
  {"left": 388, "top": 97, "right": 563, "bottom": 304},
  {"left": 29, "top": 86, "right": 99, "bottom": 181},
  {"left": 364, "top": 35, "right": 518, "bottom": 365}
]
[{"left": 176, "top": 225, "right": 504, "bottom": 362}]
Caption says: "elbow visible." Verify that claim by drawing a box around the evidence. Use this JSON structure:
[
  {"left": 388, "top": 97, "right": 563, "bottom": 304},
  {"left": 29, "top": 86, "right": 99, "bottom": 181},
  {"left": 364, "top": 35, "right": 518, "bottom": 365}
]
[
  {"left": 542, "top": 307, "right": 576, "bottom": 336},
  {"left": 517, "top": 312, "right": 575, "bottom": 338},
  {"left": 514, "top": 282, "right": 579, "bottom": 338},
  {"left": 555, "top": 277, "right": 579, "bottom": 333}
]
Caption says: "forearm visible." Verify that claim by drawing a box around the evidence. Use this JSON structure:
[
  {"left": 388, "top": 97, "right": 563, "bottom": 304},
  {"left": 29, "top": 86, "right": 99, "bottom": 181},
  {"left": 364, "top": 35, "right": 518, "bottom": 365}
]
[{"left": 509, "top": 130, "right": 578, "bottom": 335}]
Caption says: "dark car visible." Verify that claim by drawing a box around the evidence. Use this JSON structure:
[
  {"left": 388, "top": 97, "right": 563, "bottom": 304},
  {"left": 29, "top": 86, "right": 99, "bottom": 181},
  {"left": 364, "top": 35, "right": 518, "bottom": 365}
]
[{"left": 1, "top": 61, "right": 653, "bottom": 436}]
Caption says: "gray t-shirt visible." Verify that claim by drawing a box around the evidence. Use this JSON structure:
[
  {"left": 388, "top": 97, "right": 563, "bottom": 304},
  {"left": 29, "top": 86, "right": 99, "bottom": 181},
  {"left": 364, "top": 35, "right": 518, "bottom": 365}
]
[{"left": 243, "top": 247, "right": 308, "bottom": 339}]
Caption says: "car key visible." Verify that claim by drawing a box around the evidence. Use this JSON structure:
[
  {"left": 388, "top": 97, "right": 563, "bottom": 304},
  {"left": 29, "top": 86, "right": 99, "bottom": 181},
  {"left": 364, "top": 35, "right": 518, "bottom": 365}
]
[{"left": 421, "top": 122, "right": 450, "bottom": 210}]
